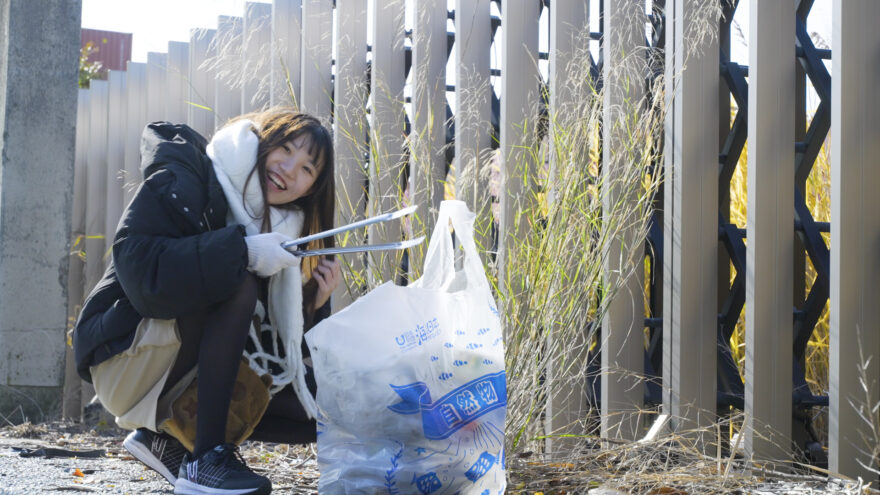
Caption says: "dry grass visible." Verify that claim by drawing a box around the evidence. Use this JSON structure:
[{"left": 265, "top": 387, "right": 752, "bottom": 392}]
[
  {"left": 506, "top": 431, "right": 875, "bottom": 495},
  {"left": 491, "top": 0, "right": 725, "bottom": 457}
]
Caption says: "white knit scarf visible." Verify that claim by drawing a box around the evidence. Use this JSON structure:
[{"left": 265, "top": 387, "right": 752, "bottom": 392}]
[{"left": 207, "top": 119, "right": 317, "bottom": 419}]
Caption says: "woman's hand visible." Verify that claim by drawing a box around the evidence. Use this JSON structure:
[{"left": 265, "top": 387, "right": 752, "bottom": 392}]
[
  {"left": 244, "top": 232, "right": 300, "bottom": 278},
  {"left": 312, "top": 257, "right": 341, "bottom": 310}
]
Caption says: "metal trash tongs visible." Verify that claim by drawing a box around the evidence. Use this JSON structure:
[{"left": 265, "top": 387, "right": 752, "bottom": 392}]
[{"left": 281, "top": 205, "right": 425, "bottom": 257}]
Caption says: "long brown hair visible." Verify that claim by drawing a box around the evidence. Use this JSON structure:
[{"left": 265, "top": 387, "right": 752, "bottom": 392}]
[{"left": 230, "top": 107, "right": 335, "bottom": 325}]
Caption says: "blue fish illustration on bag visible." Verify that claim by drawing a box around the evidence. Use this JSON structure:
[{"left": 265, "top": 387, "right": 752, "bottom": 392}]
[{"left": 411, "top": 472, "right": 442, "bottom": 494}]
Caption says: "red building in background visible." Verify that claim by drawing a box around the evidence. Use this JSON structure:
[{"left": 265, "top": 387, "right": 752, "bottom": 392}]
[{"left": 81, "top": 28, "right": 132, "bottom": 74}]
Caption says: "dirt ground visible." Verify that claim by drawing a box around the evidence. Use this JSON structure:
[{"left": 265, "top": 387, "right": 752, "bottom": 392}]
[{"left": 0, "top": 421, "right": 318, "bottom": 494}]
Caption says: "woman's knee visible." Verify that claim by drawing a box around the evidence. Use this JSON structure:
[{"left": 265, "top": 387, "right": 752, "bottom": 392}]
[{"left": 228, "top": 271, "right": 259, "bottom": 314}]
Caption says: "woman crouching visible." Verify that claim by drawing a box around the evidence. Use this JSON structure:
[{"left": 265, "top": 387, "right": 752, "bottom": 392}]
[{"left": 73, "top": 108, "right": 340, "bottom": 495}]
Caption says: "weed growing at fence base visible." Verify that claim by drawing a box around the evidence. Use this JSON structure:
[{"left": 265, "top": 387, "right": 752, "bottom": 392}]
[
  {"left": 491, "top": 0, "right": 724, "bottom": 456},
  {"left": 319, "top": 0, "right": 727, "bottom": 460}
]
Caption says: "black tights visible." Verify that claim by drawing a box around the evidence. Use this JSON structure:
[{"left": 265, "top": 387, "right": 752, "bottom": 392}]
[
  {"left": 163, "top": 272, "right": 259, "bottom": 458},
  {"left": 160, "top": 272, "right": 316, "bottom": 454}
]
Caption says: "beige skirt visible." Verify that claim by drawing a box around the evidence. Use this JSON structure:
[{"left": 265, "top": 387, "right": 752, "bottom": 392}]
[{"left": 90, "top": 318, "right": 196, "bottom": 432}]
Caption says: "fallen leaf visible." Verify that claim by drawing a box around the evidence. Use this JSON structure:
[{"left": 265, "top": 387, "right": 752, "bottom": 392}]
[{"left": 647, "top": 487, "right": 688, "bottom": 495}]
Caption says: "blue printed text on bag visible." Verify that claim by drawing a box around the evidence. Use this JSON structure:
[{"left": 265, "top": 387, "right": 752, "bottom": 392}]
[
  {"left": 394, "top": 317, "right": 441, "bottom": 352},
  {"left": 387, "top": 371, "right": 506, "bottom": 440}
]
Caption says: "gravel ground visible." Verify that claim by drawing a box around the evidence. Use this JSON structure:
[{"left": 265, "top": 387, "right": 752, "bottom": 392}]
[
  {"left": 1, "top": 421, "right": 877, "bottom": 494},
  {"left": 0, "top": 422, "right": 319, "bottom": 494}
]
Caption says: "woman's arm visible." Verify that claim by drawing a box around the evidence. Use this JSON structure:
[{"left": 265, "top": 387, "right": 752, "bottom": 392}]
[{"left": 113, "top": 166, "right": 249, "bottom": 319}]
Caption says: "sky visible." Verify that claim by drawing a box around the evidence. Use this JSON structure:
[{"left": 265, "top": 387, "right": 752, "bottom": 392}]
[{"left": 81, "top": 0, "right": 256, "bottom": 63}]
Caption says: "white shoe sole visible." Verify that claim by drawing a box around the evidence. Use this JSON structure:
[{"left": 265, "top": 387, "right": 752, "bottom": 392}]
[
  {"left": 174, "top": 478, "right": 270, "bottom": 495},
  {"left": 123, "top": 432, "right": 176, "bottom": 485}
]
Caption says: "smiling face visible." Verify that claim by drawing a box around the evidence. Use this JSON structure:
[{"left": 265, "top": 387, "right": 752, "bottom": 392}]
[{"left": 264, "top": 135, "right": 320, "bottom": 205}]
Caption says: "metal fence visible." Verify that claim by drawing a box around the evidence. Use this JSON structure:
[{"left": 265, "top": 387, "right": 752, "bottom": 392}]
[{"left": 69, "top": 0, "right": 879, "bottom": 480}]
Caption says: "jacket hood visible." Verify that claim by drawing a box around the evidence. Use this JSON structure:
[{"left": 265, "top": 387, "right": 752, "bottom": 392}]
[{"left": 140, "top": 122, "right": 211, "bottom": 180}]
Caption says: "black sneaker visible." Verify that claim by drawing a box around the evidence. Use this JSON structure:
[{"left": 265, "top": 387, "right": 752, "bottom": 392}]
[
  {"left": 174, "top": 443, "right": 271, "bottom": 495},
  {"left": 123, "top": 428, "right": 187, "bottom": 486}
]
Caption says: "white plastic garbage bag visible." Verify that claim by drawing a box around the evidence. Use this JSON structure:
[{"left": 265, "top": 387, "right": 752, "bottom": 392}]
[{"left": 306, "top": 200, "right": 506, "bottom": 495}]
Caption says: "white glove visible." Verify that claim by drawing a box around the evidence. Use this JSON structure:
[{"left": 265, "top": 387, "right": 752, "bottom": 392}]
[{"left": 244, "top": 232, "right": 300, "bottom": 278}]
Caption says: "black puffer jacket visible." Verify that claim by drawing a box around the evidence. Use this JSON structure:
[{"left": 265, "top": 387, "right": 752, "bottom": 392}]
[{"left": 73, "top": 123, "right": 249, "bottom": 382}]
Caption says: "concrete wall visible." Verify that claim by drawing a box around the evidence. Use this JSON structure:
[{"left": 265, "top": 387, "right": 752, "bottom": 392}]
[{"left": 0, "top": 0, "right": 82, "bottom": 420}]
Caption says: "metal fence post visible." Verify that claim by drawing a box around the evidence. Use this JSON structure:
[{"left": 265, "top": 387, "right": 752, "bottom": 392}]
[
  {"left": 301, "top": 0, "right": 333, "bottom": 120},
  {"left": 167, "top": 41, "right": 190, "bottom": 123},
  {"left": 123, "top": 62, "right": 146, "bottom": 206},
  {"left": 454, "top": 0, "right": 492, "bottom": 254},
  {"left": 409, "top": 0, "right": 448, "bottom": 274},
  {"left": 368, "top": 0, "right": 407, "bottom": 284},
  {"left": 189, "top": 28, "right": 217, "bottom": 137},
  {"left": 63, "top": 89, "right": 91, "bottom": 419},
  {"left": 215, "top": 16, "right": 244, "bottom": 127},
  {"left": 662, "top": 0, "right": 719, "bottom": 440},
  {"left": 601, "top": 0, "right": 647, "bottom": 441},
  {"left": 333, "top": 0, "right": 369, "bottom": 308},
  {"left": 146, "top": 52, "right": 168, "bottom": 122},
  {"left": 105, "top": 70, "right": 127, "bottom": 239},
  {"left": 85, "top": 80, "right": 109, "bottom": 293},
  {"left": 544, "top": 0, "right": 590, "bottom": 455},
  {"left": 745, "top": 0, "right": 795, "bottom": 464},
  {"left": 498, "top": 0, "right": 540, "bottom": 298},
  {"left": 243, "top": 2, "right": 272, "bottom": 112},
  {"left": 829, "top": 0, "right": 880, "bottom": 481},
  {"left": 271, "top": 0, "right": 303, "bottom": 108}
]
